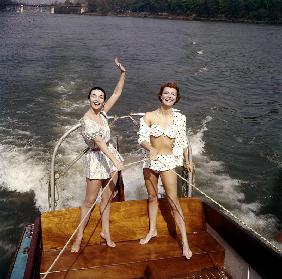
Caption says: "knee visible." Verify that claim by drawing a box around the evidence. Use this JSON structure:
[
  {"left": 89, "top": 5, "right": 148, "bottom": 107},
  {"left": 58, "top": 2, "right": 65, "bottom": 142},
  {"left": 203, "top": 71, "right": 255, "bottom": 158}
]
[
  {"left": 101, "top": 194, "right": 113, "bottom": 206},
  {"left": 83, "top": 199, "right": 95, "bottom": 208},
  {"left": 148, "top": 194, "right": 158, "bottom": 204}
]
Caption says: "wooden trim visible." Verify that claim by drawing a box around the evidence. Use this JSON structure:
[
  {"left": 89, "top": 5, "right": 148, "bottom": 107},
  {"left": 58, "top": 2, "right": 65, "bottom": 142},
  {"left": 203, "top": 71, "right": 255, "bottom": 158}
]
[
  {"left": 112, "top": 137, "right": 125, "bottom": 202},
  {"left": 24, "top": 217, "right": 42, "bottom": 279},
  {"left": 204, "top": 202, "right": 282, "bottom": 278},
  {"left": 113, "top": 171, "right": 125, "bottom": 202}
]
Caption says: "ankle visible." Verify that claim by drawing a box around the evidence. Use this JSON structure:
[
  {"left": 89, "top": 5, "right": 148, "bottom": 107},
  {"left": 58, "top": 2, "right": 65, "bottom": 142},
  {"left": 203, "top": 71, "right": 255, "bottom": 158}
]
[{"left": 149, "top": 229, "right": 157, "bottom": 235}]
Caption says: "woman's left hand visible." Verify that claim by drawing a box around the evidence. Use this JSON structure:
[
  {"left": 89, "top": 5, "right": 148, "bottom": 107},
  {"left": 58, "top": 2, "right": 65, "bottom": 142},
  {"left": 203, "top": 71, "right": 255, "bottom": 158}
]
[
  {"left": 115, "top": 57, "right": 126, "bottom": 73},
  {"left": 184, "top": 162, "right": 193, "bottom": 172}
]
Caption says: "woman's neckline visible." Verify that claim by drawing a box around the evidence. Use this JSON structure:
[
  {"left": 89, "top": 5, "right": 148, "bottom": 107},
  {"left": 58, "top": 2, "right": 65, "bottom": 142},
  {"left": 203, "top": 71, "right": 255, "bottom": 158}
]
[
  {"left": 153, "top": 108, "right": 174, "bottom": 129},
  {"left": 84, "top": 111, "right": 106, "bottom": 128}
]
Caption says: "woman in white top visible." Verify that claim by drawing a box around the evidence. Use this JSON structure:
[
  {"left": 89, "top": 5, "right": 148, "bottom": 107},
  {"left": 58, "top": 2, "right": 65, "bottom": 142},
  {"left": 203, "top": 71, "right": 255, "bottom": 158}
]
[
  {"left": 138, "top": 82, "right": 193, "bottom": 259},
  {"left": 71, "top": 58, "right": 125, "bottom": 252}
]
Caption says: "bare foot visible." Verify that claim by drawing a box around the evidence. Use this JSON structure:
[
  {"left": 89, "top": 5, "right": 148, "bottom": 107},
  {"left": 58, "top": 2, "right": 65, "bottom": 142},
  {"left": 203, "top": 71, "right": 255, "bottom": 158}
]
[
  {"left": 139, "top": 230, "right": 157, "bottom": 245},
  {"left": 100, "top": 232, "right": 116, "bottom": 248},
  {"left": 71, "top": 235, "right": 82, "bottom": 253},
  {"left": 182, "top": 245, "right": 192, "bottom": 260}
]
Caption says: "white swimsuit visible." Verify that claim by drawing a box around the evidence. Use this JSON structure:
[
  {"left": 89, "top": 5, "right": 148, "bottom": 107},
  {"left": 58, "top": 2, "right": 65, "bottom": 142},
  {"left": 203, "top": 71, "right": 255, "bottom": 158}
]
[
  {"left": 138, "top": 109, "right": 189, "bottom": 171},
  {"left": 139, "top": 111, "right": 178, "bottom": 172},
  {"left": 81, "top": 112, "right": 123, "bottom": 180}
]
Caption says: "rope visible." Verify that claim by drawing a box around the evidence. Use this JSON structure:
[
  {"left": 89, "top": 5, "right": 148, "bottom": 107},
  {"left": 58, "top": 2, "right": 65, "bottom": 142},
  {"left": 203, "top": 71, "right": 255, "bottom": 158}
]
[
  {"left": 42, "top": 158, "right": 147, "bottom": 279},
  {"left": 47, "top": 112, "right": 281, "bottom": 265},
  {"left": 157, "top": 158, "right": 282, "bottom": 254},
  {"left": 56, "top": 148, "right": 89, "bottom": 180},
  {"left": 108, "top": 113, "right": 140, "bottom": 128},
  {"left": 48, "top": 113, "right": 140, "bottom": 208},
  {"left": 47, "top": 148, "right": 89, "bottom": 209}
]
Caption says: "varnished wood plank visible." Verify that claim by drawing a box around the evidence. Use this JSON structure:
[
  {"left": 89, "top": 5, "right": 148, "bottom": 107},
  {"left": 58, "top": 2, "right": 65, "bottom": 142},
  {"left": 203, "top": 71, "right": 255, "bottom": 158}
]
[
  {"left": 146, "top": 254, "right": 217, "bottom": 279},
  {"left": 40, "top": 261, "right": 147, "bottom": 279},
  {"left": 208, "top": 250, "right": 225, "bottom": 268},
  {"left": 41, "top": 232, "right": 224, "bottom": 273},
  {"left": 41, "top": 253, "right": 218, "bottom": 279},
  {"left": 41, "top": 198, "right": 205, "bottom": 251}
]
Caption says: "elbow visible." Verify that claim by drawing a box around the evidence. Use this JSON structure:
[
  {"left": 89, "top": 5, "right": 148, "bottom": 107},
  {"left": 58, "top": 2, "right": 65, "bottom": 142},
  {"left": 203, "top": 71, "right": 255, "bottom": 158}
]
[{"left": 138, "top": 137, "right": 149, "bottom": 146}]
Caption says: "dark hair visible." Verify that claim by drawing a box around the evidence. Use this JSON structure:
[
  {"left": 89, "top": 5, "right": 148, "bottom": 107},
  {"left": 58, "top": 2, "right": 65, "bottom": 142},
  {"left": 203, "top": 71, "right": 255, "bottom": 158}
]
[
  {"left": 158, "top": 82, "right": 181, "bottom": 104},
  {"left": 88, "top": 87, "right": 107, "bottom": 100}
]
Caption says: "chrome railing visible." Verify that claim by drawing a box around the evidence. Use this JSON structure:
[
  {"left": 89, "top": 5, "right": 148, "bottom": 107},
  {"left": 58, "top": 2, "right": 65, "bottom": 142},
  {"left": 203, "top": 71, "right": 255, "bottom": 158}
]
[{"left": 50, "top": 123, "right": 81, "bottom": 211}]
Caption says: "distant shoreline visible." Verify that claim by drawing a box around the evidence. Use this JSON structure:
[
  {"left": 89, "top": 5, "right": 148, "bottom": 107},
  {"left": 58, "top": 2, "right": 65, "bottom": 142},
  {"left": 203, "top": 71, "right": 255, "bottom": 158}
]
[{"left": 83, "top": 12, "right": 282, "bottom": 25}]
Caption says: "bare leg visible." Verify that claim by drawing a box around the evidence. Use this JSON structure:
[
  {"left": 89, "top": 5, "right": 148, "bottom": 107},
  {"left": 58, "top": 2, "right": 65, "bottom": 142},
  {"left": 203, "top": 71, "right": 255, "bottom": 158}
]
[
  {"left": 71, "top": 178, "right": 101, "bottom": 252},
  {"left": 140, "top": 168, "right": 159, "bottom": 245},
  {"left": 100, "top": 172, "right": 118, "bottom": 247},
  {"left": 160, "top": 170, "right": 192, "bottom": 260}
]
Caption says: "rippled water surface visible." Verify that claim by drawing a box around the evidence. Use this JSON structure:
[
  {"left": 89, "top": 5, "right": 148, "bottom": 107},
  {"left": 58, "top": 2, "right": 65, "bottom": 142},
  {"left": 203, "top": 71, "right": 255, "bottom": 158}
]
[{"left": 0, "top": 13, "right": 281, "bottom": 276}]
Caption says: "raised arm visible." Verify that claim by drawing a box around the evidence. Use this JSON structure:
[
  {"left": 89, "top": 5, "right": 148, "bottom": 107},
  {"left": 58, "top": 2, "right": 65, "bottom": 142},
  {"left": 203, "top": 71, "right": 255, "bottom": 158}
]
[{"left": 103, "top": 57, "right": 126, "bottom": 113}]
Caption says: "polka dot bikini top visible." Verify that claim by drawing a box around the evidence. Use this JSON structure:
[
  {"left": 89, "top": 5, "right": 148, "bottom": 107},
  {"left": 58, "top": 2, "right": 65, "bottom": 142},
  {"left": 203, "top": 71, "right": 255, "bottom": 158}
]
[{"left": 150, "top": 110, "right": 176, "bottom": 139}]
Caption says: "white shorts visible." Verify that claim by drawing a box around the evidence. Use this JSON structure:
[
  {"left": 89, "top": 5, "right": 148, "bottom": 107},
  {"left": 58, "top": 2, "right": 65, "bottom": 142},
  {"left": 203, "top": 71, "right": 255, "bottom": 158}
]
[{"left": 143, "top": 154, "right": 177, "bottom": 172}]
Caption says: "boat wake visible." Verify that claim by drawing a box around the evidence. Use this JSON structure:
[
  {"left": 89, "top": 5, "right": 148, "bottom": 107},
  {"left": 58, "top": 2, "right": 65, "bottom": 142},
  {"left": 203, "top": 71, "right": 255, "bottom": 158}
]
[{"left": 0, "top": 116, "right": 281, "bottom": 250}]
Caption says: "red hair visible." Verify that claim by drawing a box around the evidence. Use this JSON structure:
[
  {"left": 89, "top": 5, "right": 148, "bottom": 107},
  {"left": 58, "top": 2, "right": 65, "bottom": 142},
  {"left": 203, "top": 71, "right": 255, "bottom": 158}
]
[{"left": 158, "top": 82, "right": 181, "bottom": 104}]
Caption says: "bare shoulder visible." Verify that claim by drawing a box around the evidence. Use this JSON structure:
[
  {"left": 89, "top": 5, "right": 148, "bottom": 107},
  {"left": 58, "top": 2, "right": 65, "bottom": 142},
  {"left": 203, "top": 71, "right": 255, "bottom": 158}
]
[
  {"left": 82, "top": 111, "right": 97, "bottom": 123},
  {"left": 144, "top": 110, "right": 157, "bottom": 125},
  {"left": 83, "top": 111, "right": 91, "bottom": 120}
]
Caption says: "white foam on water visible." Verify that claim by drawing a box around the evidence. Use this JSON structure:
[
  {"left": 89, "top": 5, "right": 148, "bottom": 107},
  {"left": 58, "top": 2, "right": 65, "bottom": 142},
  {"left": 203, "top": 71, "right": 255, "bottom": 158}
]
[
  {"left": 123, "top": 163, "right": 147, "bottom": 200},
  {"left": 199, "top": 66, "right": 208, "bottom": 73},
  {"left": 58, "top": 100, "right": 87, "bottom": 114},
  {"left": 13, "top": 129, "right": 31, "bottom": 136},
  {"left": 55, "top": 80, "right": 80, "bottom": 94},
  {"left": 189, "top": 116, "right": 281, "bottom": 251},
  {"left": 0, "top": 144, "right": 50, "bottom": 211},
  {"left": 0, "top": 116, "right": 281, "bottom": 251}
]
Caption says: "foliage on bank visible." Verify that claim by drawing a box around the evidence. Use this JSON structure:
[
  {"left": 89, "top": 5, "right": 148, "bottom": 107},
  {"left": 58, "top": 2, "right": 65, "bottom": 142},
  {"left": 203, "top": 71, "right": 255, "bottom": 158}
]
[
  {"left": 0, "top": 0, "right": 13, "bottom": 10},
  {"left": 85, "top": 0, "right": 282, "bottom": 23}
]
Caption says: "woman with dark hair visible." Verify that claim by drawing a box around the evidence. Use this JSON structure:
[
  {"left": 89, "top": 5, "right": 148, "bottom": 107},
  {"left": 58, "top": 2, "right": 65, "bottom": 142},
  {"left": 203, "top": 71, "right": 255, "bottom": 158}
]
[
  {"left": 71, "top": 58, "right": 126, "bottom": 252},
  {"left": 138, "top": 82, "right": 193, "bottom": 259}
]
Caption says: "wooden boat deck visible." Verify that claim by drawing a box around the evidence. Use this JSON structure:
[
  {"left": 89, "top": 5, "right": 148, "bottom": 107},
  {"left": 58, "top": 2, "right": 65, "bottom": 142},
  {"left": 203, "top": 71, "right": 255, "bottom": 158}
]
[{"left": 40, "top": 198, "right": 229, "bottom": 278}]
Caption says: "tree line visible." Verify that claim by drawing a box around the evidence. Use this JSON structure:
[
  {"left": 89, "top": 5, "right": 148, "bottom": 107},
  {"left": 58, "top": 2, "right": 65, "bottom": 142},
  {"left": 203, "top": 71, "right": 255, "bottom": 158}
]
[
  {"left": 0, "top": 0, "right": 13, "bottom": 10},
  {"left": 86, "top": 0, "right": 282, "bottom": 22},
  {"left": 1, "top": 0, "right": 281, "bottom": 22}
]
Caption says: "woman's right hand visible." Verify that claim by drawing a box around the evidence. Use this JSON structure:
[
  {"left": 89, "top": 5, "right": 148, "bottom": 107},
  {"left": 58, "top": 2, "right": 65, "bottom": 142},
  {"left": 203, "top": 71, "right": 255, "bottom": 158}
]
[
  {"left": 149, "top": 147, "right": 158, "bottom": 160},
  {"left": 113, "top": 159, "right": 124, "bottom": 171},
  {"left": 115, "top": 57, "right": 126, "bottom": 73}
]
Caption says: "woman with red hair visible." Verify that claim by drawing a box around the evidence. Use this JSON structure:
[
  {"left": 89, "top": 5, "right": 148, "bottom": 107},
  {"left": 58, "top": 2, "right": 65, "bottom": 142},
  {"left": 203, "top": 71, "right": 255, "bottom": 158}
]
[{"left": 138, "top": 82, "right": 193, "bottom": 259}]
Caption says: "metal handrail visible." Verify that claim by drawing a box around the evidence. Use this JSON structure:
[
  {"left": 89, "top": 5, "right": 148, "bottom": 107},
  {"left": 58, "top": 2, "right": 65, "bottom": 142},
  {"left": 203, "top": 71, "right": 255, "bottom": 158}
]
[
  {"left": 50, "top": 123, "right": 81, "bottom": 211},
  {"left": 187, "top": 143, "right": 193, "bottom": 197}
]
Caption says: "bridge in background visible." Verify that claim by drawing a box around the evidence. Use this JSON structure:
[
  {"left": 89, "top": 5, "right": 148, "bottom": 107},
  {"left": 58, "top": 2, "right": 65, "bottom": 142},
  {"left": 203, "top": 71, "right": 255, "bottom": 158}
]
[{"left": 4, "top": 2, "right": 88, "bottom": 14}]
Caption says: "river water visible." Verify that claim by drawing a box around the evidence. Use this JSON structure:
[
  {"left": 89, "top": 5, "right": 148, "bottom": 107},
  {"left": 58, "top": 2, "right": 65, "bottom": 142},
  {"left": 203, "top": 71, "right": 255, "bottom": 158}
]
[{"left": 0, "top": 13, "right": 281, "bottom": 276}]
